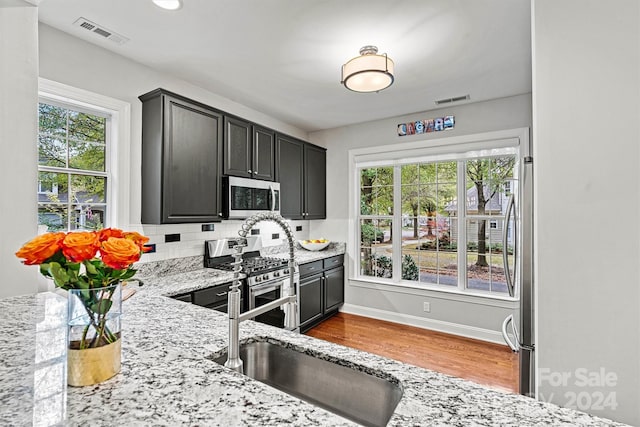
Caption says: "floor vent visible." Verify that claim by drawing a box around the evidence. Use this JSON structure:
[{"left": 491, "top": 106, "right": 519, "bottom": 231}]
[
  {"left": 73, "top": 17, "right": 129, "bottom": 45},
  {"left": 435, "top": 94, "right": 470, "bottom": 105}
]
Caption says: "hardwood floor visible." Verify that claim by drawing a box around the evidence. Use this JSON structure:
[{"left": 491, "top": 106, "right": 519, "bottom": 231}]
[{"left": 306, "top": 312, "right": 519, "bottom": 393}]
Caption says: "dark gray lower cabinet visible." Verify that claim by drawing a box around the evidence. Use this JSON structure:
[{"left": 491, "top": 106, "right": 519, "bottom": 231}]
[
  {"left": 299, "top": 255, "right": 344, "bottom": 332},
  {"left": 324, "top": 266, "right": 344, "bottom": 313},
  {"left": 171, "top": 282, "right": 243, "bottom": 313},
  {"left": 299, "top": 274, "right": 323, "bottom": 327}
]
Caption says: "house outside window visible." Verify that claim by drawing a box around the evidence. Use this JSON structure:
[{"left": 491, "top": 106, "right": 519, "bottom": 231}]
[
  {"left": 353, "top": 135, "right": 521, "bottom": 298},
  {"left": 38, "top": 100, "right": 110, "bottom": 231}
]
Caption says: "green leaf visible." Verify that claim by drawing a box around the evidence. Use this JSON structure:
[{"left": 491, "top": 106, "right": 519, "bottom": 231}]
[
  {"left": 90, "top": 298, "right": 113, "bottom": 315},
  {"left": 40, "top": 263, "right": 52, "bottom": 278},
  {"left": 76, "top": 277, "right": 90, "bottom": 290},
  {"left": 120, "top": 270, "right": 136, "bottom": 281},
  {"left": 84, "top": 260, "right": 98, "bottom": 275},
  {"left": 48, "top": 262, "right": 70, "bottom": 285}
]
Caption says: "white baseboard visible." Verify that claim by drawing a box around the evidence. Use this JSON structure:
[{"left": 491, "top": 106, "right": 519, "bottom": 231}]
[{"left": 340, "top": 303, "right": 508, "bottom": 346}]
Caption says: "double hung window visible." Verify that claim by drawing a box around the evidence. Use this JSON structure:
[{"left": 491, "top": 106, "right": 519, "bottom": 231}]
[{"left": 37, "top": 100, "right": 110, "bottom": 231}]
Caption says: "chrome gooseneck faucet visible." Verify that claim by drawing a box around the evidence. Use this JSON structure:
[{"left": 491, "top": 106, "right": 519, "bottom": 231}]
[{"left": 225, "top": 212, "right": 298, "bottom": 374}]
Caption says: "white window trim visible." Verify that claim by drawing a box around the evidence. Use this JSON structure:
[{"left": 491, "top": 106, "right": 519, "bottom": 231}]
[
  {"left": 348, "top": 127, "right": 529, "bottom": 303},
  {"left": 38, "top": 78, "right": 131, "bottom": 228}
]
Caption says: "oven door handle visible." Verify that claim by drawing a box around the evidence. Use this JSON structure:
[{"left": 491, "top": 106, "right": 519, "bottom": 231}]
[{"left": 250, "top": 281, "right": 283, "bottom": 297}]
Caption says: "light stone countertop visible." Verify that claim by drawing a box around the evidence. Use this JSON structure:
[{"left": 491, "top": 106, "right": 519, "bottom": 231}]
[
  {"left": 0, "top": 291, "right": 625, "bottom": 426},
  {"left": 132, "top": 242, "right": 346, "bottom": 298},
  {"left": 262, "top": 241, "right": 346, "bottom": 265},
  {"left": 0, "top": 242, "right": 625, "bottom": 426}
]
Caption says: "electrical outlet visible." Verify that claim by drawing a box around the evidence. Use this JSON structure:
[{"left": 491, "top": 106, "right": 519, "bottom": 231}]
[
  {"left": 272, "top": 233, "right": 280, "bottom": 239},
  {"left": 143, "top": 244, "right": 156, "bottom": 253},
  {"left": 251, "top": 228, "right": 260, "bottom": 235},
  {"left": 423, "top": 302, "right": 431, "bottom": 312},
  {"left": 164, "top": 233, "right": 180, "bottom": 243},
  {"left": 201, "top": 223, "right": 215, "bottom": 232},
  {"left": 296, "top": 226, "right": 302, "bottom": 231}
]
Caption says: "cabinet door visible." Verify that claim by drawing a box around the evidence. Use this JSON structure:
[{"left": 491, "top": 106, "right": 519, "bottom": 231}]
[
  {"left": 223, "top": 116, "right": 252, "bottom": 178},
  {"left": 163, "top": 96, "right": 222, "bottom": 223},
  {"left": 324, "top": 266, "right": 344, "bottom": 314},
  {"left": 304, "top": 144, "right": 326, "bottom": 219},
  {"left": 275, "top": 135, "right": 304, "bottom": 219},
  {"left": 299, "top": 273, "right": 323, "bottom": 328},
  {"left": 253, "top": 126, "right": 275, "bottom": 181}
]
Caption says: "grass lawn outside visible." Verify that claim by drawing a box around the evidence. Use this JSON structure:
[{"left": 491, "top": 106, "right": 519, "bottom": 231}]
[{"left": 368, "top": 242, "right": 514, "bottom": 283}]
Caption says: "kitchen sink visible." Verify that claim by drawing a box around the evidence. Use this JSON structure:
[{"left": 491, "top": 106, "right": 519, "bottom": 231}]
[{"left": 212, "top": 341, "right": 403, "bottom": 427}]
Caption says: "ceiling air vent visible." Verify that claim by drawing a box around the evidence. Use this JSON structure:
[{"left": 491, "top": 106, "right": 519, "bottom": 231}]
[
  {"left": 435, "top": 94, "right": 470, "bottom": 105},
  {"left": 73, "top": 17, "right": 129, "bottom": 45}
]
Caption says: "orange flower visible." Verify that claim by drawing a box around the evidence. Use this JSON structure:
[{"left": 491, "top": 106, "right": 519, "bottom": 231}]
[
  {"left": 97, "top": 228, "right": 125, "bottom": 241},
  {"left": 123, "top": 231, "right": 150, "bottom": 251},
  {"left": 100, "top": 237, "right": 142, "bottom": 270},
  {"left": 62, "top": 231, "right": 100, "bottom": 262},
  {"left": 15, "top": 232, "right": 66, "bottom": 265}
]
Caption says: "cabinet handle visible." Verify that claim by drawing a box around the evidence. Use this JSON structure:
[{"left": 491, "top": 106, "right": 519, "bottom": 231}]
[
  {"left": 248, "top": 169, "right": 252, "bottom": 173},
  {"left": 216, "top": 292, "right": 227, "bottom": 297},
  {"left": 218, "top": 212, "right": 223, "bottom": 216},
  {"left": 253, "top": 171, "right": 257, "bottom": 175}
]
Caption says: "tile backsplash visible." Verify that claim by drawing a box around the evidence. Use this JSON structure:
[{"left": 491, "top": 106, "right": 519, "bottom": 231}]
[{"left": 136, "top": 219, "right": 310, "bottom": 263}]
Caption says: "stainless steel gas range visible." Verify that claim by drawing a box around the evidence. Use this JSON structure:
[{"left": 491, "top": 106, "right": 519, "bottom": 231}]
[{"left": 204, "top": 237, "right": 299, "bottom": 329}]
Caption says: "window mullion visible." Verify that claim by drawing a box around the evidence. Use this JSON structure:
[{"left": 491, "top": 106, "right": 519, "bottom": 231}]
[
  {"left": 457, "top": 161, "right": 467, "bottom": 291},
  {"left": 392, "top": 166, "right": 402, "bottom": 282},
  {"left": 66, "top": 173, "right": 72, "bottom": 231},
  {"left": 38, "top": 165, "right": 108, "bottom": 178}
]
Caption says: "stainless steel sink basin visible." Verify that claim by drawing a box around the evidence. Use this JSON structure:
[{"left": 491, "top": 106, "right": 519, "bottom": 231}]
[{"left": 212, "top": 341, "right": 403, "bottom": 427}]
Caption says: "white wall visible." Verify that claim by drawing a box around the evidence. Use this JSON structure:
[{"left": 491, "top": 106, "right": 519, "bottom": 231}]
[
  {"left": 308, "top": 94, "right": 532, "bottom": 342},
  {"left": 532, "top": 0, "right": 639, "bottom": 424},
  {"left": 0, "top": 4, "right": 39, "bottom": 298},
  {"left": 37, "top": 23, "right": 311, "bottom": 263}
]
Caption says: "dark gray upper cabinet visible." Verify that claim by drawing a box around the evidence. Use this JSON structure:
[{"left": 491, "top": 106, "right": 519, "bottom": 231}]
[
  {"left": 275, "top": 135, "right": 304, "bottom": 218},
  {"left": 223, "top": 116, "right": 275, "bottom": 181},
  {"left": 275, "top": 135, "right": 326, "bottom": 219},
  {"left": 223, "top": 116, "right": 251, "bottom": 178},
  {"left": 139, "top": 89, "right": 223, "bottom": 224},
  {"left": 304, "top": 143, "right": 326, "bottom": 219}
]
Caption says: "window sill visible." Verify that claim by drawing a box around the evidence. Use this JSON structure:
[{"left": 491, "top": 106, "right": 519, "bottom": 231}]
[{"left": 348, "top": 276, "right": 518, "bottom": 308}]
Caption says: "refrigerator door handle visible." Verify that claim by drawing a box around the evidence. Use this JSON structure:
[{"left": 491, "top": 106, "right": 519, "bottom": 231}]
[
  {"left": 503, "top": 193, "right": 516, "bottom": 297},
  {"left": 501, "top": 314, "right": 520, "bottom": 352}
]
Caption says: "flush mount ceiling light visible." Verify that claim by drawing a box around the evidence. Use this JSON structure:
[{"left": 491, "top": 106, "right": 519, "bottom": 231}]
[
  {"left": 152, "top": 0, "right": 182, "bottom": 10},
  {"left": 341, "top": 45, "right": 395, "bottom": 93}
]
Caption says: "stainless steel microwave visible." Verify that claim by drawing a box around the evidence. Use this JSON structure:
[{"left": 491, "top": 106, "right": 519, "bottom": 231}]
[{"left": 223, "top": 176, "right": 280, "bottom": 219}]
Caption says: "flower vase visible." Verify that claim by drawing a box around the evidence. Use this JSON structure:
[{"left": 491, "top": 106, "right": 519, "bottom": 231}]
[{"left": 67, "top": 283, "right": 122, "bottom": 386}]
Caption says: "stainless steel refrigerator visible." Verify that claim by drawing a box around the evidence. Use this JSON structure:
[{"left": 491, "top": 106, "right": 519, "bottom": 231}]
[{"left": 501, "top": 139, "right": 535, "bottom": 397}]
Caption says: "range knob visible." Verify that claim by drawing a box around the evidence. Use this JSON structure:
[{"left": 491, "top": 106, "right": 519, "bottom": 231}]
[
  {"left": 255, "top": 276, "right": 262, "bottom": 283},
  {"left": 274, "top": 271, "right": 280, "bottom": 277},
  {"left": 283, "top": 268, "right": 289, "bottom": 275},
  {"left": 262, "top": 274, "right": 270, "bottom": 281}
]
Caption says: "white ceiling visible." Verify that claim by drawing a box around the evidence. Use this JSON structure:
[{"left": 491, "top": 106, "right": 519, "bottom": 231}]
[{"left": 37, "top": 0, "right": 532, "bottom": 133}]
